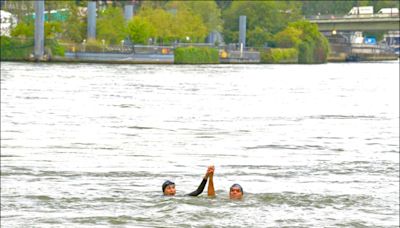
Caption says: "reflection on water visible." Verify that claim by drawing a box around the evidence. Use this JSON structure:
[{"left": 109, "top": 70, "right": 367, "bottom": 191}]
[{"left": 1, "top": 61, "right": 399, "bottom": 227}]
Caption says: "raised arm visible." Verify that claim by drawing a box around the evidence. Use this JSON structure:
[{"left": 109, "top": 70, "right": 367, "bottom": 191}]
[
  {"left": 207, "top": 166, "right": 215, "bottom": 197},
  {"left": 186, "top": 166, "right": 212, "bottom": 196}
]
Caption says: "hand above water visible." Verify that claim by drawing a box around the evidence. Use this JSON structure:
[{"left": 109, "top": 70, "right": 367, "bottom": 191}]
[{"left": 206, "top": 165, "right": 215, "bottom": 178}]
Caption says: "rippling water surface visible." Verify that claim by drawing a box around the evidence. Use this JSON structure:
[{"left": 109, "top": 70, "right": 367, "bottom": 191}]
[{"left": 1, "top": 62, "right": 399, "bottom": 227}]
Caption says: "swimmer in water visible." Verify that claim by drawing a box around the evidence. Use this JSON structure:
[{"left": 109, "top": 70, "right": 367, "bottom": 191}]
[
  {"left": 229, "top": 183, "right": 244, "bottom": 200},
  {"left": 162, "top": 165, "right": 215, "bottom": 196},
  {"left": 206, "top": 167, "right": 243, "bottom": 200}
]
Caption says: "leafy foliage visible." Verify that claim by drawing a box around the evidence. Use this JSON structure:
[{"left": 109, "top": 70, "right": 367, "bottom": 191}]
[
  {"left": 46, "top": 39, "right": 65, "bottom": 56},
  {"left": 136, "top": 7, "right": 207, "bottom": 44},
  {"left": 0, "top": 36, "right": 33, "bottom": 60},
  {"left": 0, "top": 36, "right": 64, "bottom": 60},
  {"left": 165, "top": 1, "right": 223, "bottom": 32},
  {"left": 61, "top": 4, "right": 86, "bottom": 43},
  {"left": 174, "top": 47, "right": 219, "bottom": 64},
  {"left": 11, "top": 22, "right": 34, "bottom": 38},
  {"left": 290, "top": 21, "right": 330, "bottom": 64},
  {"left": 261, "top": 48, "right": 298, "bottom": 63},
  {"left": 11, "top": 21, "right": 62, "bottom": 39},
  {"left": 97, "top": 7, "right": 126, "bottom": 44},
  {"left": 274, "top": 27, "right": 303, "bottom": 48},
  {"left": 273, "top": 20, "right": 330, "bottom": 64},
  {"left": 222, "top": 1, "right": 302, "bottom": 46},
  {"left": 126, "top": 16, "right": 155, "bottom": 44}
]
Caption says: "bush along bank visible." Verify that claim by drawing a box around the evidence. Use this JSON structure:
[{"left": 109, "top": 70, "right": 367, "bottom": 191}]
[
  {"left": 174, "top": 47, "right": 219, "bottom": 64},
  {"left": 261, "top": 48, "right": 298, "bottom": 63},
  {"left": 1, "top": 36, "right": 65, "bottom": 61},
  {"left": 1, "top": 36, "right": 34, "bottom": 61},
  {"left": 271, "top": 21, "right": 330, "bottom": 64}
]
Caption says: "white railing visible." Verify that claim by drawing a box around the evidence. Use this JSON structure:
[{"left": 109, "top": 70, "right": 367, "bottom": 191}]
[{"left": 307, "top": 13, "right": 399, "bottom": 21}]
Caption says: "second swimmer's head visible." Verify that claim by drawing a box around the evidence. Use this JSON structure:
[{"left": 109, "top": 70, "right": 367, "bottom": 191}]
[{"left": 229, "top": 183, "right": 243, "bottom": 199}]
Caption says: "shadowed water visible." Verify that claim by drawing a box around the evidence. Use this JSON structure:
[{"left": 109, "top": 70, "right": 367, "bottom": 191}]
[{"left": 1, "top": 61, "right": 399, "bottom": 227}]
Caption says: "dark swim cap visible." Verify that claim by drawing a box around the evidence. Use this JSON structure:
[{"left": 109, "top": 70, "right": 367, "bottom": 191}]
[
  {"left": 162, "top": 180, "right": 175, "bottom": 193},
  {"left": 230, "top": 183, "right": 243, "bottom": 193}
]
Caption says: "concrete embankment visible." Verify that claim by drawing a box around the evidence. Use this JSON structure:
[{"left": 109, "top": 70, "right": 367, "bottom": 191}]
[
  {"left": 57, "top": 52, "right": 174, "bottom": 64},
  {"left": 37, "top": 50, "right": 400, "bottom": 64}
]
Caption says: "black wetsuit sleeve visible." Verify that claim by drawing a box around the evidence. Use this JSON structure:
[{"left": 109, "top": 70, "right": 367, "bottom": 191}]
[{"left": 186, "top": 178, "right": 207, "bottom": 196}]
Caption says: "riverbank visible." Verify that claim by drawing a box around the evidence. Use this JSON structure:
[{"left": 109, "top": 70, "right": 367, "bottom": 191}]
[
  {"left": 2, "top": 50, "right": 398, "bottom": 64},
  {"left": 7, "top": 52, "right": 396, "bottom": 64}
]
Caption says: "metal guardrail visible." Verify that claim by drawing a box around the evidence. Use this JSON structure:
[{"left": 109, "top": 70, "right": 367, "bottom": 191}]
[
  {"left": 59, "top": 42, "right": 262, "bottom": 62},
  {"left": 60, "top": 42, "right": 260, "bottom": 60},
  {"left": 307, "top": 13, "right": 399, "bottom": 21}
]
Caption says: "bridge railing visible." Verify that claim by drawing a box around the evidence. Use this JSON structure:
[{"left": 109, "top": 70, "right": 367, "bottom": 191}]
[{"left": 307, "top": 13, "right": 399, "bottom": 21}]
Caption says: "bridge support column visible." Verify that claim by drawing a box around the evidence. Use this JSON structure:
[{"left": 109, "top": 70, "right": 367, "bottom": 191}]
[
  {"left": 239, "top": 15, "right": 247, "bottom": 48},
  {"left": 34, "top": 0, "right": 45, "bottom": 60},
  {"left": 87, "top": 1, "right": 96, "bottom": 40},
  {"left": 124, "top": 3, "right": 134, "bottom": 21},
  {"left": 123, "top": 3, "right": 134, "bottom": 45}
]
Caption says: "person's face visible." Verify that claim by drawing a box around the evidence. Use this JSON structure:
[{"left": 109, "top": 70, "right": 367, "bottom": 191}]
[
  {"left": 164, "top": 184, "right": 176, "bottom": 196},
  {"left": 229, "top": 187, "right": 243, "bottom": 199}
]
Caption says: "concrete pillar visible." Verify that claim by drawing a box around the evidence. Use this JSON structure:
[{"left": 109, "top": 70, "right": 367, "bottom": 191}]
[
  {"left": 239, "top": 15, "right": 246, "bottom": 48},
  {"left": 87, "top": 1, "right": 96, "bottom": 40},
  {"left": 124, "top": 4, "right": 134, "bottom": 21},
  {"left": 34, "top": 0, "right": 45, "bottom": 60},
  {"left": 124, "top": 3, "right": 135, "bottom": 45}
]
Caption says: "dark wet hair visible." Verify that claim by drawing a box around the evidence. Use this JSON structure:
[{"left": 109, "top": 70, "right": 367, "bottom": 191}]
[
  {"left": 162, "top": 180, "right": 175, "bottom": 193},
  {"left": 230, "top": 183, "right": 243, "bottom": 194}
]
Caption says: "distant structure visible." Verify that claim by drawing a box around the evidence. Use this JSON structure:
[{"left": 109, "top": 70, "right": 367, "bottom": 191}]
[
  {"left": 239, "top": 15, "right": 246, "bottom": 48},
  {"left": 87, "top": 1, "right": 96, "bottom": 40},
  {"left": 206, "top": 31, "right": 224, "bottom": 46},
  {"left": 34, "top": 0, "right": 44, "bottom": 60}
]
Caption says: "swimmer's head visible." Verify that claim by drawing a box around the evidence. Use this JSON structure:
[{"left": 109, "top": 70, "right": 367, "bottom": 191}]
[
  {"left": 229, "top": 183, "right": 243, "bottom": 199},
  {"left": 162, "top": 180, "right": 176, "bottom": 196}
]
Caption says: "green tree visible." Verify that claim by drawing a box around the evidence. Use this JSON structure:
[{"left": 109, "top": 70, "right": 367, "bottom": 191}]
[
  {"left": 61, "top": 4, "right": 86, "bottom": 43},
  {"left": 138, "top": 7, "right": 174, "bottom": 43},
  {"left": 97, "top": 7, "right": 126, "bottom": 44},
  {"left": 166, "top": 1, "right": 223, "bottom": 32},
  {"left": 298, "top": 41, "right": 313, "bottom": 64},
  {"left": 139, "top": 1, "right": 169, "bottom": 9},
  {"left": 215, "top": 0, "right": 233, "bottom": 11},
  {"left": 289, "top": 21, "right": 330, "bottom": 63},
  {"left": 11, "top": 21, "right": 62, "bottom": 39},
  {"left": 137, "top": 7, "right": 207, "bottom": 44},
  {"left": 274, "top": 26, "right": 303, "bottom": 48},
  {"left": 44, "top": 21, "right": 62, "bottom": 39},
  {"left": 11, "top": 22, "right": 34, "bottom": 38},
  {"left": 247, "top": 26, "right": 271, "bottom": 48},
  {"left": 222, "top": 1, "right": 302, "bottom": 46},
  {"left": 174, "top": 8, "right": 208, "bottom": 42},
  {"left": 126, "top": 16, "right": 155, "bottom": 44}
]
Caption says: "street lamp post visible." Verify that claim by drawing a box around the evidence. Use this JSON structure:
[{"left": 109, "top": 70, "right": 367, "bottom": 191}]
[{"left": 82, "top": 39, "right": 86, "bottom": 52}]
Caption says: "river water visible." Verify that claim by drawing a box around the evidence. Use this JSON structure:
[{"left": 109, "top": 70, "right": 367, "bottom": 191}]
[{"left": 1, "top": 61, "right": 399, "bottom": 227}]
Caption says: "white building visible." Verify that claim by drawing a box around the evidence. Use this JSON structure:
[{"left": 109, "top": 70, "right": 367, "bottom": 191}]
[{"left": 1, "top": 10, "right": 18, "bottom": 37}]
